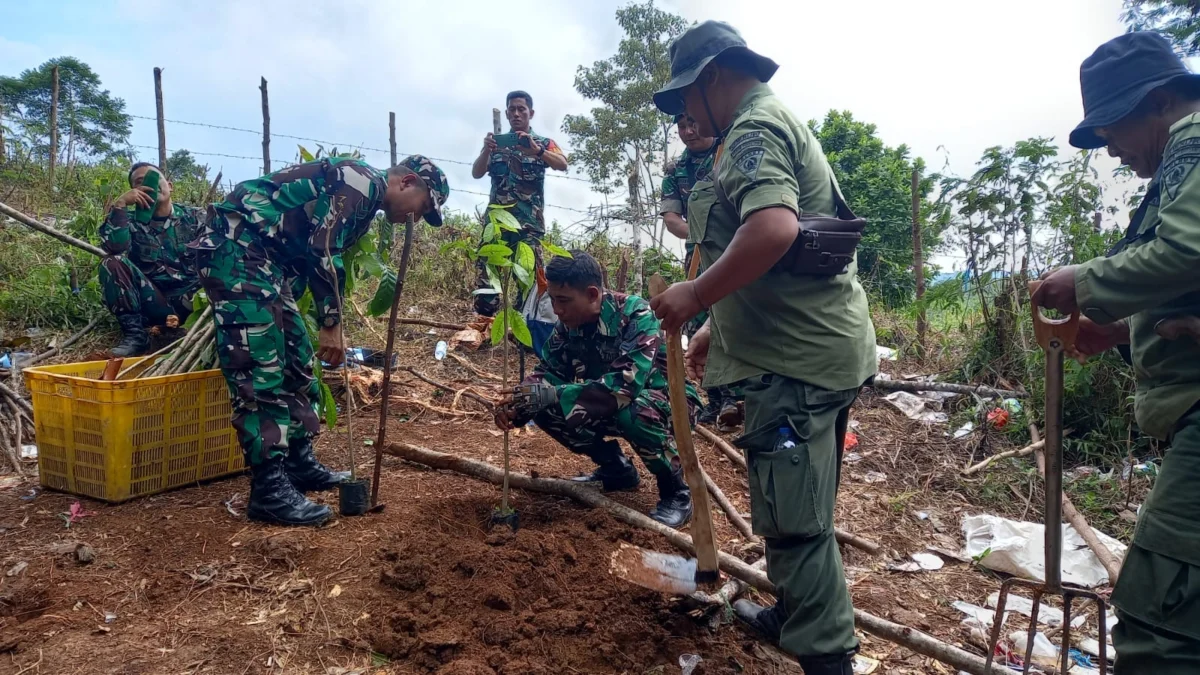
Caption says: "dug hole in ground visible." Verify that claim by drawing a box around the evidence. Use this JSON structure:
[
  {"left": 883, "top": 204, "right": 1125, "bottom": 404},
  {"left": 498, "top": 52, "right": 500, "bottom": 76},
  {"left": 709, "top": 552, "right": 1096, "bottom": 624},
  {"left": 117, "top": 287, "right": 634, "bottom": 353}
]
[{"left": 0, "top": 301, "right": 1140, "bottom": 674}]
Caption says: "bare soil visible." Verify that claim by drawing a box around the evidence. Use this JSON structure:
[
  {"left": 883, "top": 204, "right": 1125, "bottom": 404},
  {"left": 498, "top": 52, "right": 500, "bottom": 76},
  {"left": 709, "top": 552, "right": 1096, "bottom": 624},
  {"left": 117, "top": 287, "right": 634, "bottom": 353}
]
[{"left": 0, "top": 308, "right": 1138, "bottom": 674}]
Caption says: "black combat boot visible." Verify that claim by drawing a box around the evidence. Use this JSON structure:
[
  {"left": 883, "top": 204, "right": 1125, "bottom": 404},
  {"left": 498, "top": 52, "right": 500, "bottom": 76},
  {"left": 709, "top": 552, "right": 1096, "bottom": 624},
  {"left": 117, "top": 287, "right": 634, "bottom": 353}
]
[
  {"left": 247, "top": 456, "right": 333, "bottom": 526},
  {"left": 717, "top": 398, "right": 744, "bottom": 432},
  {"left": 569, "top": 440, "right": 640, "bottom": 492},
  {"left": 648, "top": 465, "right": 692, "bottom": 528},
  {"left": 733, "top": 598, "right": 787, "bottom": 643},
  {"left": 697, "top": 390, "right": 722, "bottom": 425},
  {"left": 283, "top": 439, "right": 350, "bottom": 492},
  {"left": 110, "top": 313, "right": 149, "bottom": 357}
]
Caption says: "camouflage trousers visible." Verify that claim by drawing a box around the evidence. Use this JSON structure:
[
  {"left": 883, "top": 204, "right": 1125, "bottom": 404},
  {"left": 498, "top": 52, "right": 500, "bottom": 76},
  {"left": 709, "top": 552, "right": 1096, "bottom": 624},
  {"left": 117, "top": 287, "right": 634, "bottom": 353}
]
[
  {"left": 473, "top": 228, "right": 542, "bottom": 317},
  {"left": 533, "top": 388, "right": 693, "bottom": 475},
  {"left": 195, "top": 236, "right": 321, "bottom": 466},
  {"left": 98, "top": 255, "right": 194, "bottom": 323}
]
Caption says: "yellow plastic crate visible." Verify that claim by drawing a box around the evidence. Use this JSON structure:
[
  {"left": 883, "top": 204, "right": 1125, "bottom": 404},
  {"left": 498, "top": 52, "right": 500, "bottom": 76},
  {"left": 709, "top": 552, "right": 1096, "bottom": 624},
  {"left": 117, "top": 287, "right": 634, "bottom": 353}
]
[{"left": 24, "top": 357, "right": 244, "bottom": 503}]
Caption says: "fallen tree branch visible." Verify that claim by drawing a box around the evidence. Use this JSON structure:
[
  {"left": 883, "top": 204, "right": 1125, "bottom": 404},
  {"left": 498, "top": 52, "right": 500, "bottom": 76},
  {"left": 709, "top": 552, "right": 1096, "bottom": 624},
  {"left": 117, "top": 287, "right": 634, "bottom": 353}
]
[
  {"left": 696, "top": 424, "right": 879, "bottom": 555},
  {"left": 0, "top": 201, "right": 106, "bottom": 257},
  {"left": 27, "top": 316, "right": 103, "bottom": 366},
  {"left": 693, "top": 558, "right": 764, "bottom": 606},
  {"left": 400, "top": 366, "right": 495, "bottom": 410},
  {"left": 872, "top": 379, "right": 1026, "bottom": 399},
  {"left": 0, "top": 381, "right": 33, "bottom": 418},
  {"left": 1029, "top": 425, "right": 1122, "bottom": 584},
  {"left": 703, "top": 467, "right": 755, "bottom": 541},
  {"left": 448, "top": 352, "right": 502, "bottom": 382},
  {"left": 385, "top": 442, "right": 1007, "bottom": 675},
  {"left": 962, "top": 439, "right": 1047, "bottom": 476},
  {"left": 696, "top": 424, "right": 745, "bottom": 470},
  {"left": 389, "top": 396, "right": 482, "bottom": 417},
  {"left": 397, "top": 317, "right": 467, "bottom": 332}
]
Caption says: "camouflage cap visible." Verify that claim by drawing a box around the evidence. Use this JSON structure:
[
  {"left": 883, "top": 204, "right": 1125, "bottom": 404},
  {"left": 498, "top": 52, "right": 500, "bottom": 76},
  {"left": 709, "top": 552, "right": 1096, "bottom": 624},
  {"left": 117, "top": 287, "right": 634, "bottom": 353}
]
[{"left": 399, "top": 154, "right": 449, "bottom": 226}]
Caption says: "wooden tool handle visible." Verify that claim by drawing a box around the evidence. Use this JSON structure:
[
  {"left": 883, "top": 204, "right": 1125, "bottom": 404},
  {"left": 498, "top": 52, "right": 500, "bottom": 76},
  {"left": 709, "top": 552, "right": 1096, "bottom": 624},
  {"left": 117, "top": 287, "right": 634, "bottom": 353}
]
[
  {"left": 648, "top": 273, "right": 720, "bottom": 583},
  {"left": 1027, "top": 280, "right": 1080, "bottom": 352}
]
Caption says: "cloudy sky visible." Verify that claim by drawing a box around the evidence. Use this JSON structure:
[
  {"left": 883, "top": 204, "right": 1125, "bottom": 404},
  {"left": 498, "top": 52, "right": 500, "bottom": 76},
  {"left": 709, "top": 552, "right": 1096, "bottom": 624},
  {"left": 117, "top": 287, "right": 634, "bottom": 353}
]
[{"left": 1, "top": 0, "right": 1134, "bottom": 268}]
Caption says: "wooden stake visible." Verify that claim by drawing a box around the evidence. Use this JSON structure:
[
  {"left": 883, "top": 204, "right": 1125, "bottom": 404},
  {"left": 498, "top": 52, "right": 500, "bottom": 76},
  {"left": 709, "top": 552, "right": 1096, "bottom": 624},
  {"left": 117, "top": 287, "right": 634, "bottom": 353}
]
[
  {"left": 0, "top": 99, "right": 7, "bottom": 165},
  {"left": 370, "top": 217, "right": 416, "bottom": 507},
  {"left": 385, "top": 441, "right": 1008, "bottom": 675},
  {"left": 49, "top": 65, "right": 59, "bottom": 187},
  {"left": 912, "top": 166, "right": 926, "bottom": 359},
  {"left": 203, "top": 170, "right": 223, "bottom": 205},
  {"left": 153, "top": 67, "right": 167, "bottom": 169},
  {"left": 259, "top": 77, "right": 270, "bottom": 175},
  {"left": 649, "top": 273, "right": 719, "bottom": 582},
  {"left": 389, "top": 112, "right": 397, "bottom": 167}
]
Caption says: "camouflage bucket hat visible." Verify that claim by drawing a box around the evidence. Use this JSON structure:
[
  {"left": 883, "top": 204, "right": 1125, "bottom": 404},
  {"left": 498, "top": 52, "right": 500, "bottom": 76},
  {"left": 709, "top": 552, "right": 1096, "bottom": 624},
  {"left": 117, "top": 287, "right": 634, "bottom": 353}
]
[
  {"left": 653, "top": 21, "right": 779, "bottom": 116},
  {"left": 399, "top": 154, "right": 450, "bottom": 226}
]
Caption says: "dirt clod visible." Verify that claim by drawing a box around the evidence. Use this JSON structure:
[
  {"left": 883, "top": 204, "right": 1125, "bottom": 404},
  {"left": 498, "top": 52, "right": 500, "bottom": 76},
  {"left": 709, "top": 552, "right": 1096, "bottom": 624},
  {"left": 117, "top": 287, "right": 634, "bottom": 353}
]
[
  {"left": 482, "top": 587, "right": 514, "bottom": 611},
  {"left": 436, "top": 659, "right": 496, "bottom": 675},
  {"left": 382, "top": 559, "right": 430, "bottom": 591}
]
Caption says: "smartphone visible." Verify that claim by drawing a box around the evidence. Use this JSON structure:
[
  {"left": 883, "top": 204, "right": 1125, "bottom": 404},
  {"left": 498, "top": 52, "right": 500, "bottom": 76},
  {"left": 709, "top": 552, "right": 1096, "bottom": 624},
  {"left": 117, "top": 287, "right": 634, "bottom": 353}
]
[
  {"left": 493, "top": 133, "right": 531, "bottom": 149},
  {"left": 134, "top": 169, "right": 161, "bottom": 224}
]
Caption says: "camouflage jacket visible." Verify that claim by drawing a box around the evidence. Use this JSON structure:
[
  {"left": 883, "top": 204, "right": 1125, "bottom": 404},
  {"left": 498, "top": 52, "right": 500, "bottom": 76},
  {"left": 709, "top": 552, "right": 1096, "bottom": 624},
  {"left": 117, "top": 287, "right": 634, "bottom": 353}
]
[
  {"left": 488, "top": 129, "right": 563, "bottom": 236},
  {"left": 524, "top": 291, "right": 679, "bottom": 428},
  {"left": 100, "top": 202, "right": 203, "bottom": 297},
  {"left": 660, "top": 145, "right": 716, "bottom": 220},
  {"left": 194, "top": 157, "right": 386, "bottom": 328}
]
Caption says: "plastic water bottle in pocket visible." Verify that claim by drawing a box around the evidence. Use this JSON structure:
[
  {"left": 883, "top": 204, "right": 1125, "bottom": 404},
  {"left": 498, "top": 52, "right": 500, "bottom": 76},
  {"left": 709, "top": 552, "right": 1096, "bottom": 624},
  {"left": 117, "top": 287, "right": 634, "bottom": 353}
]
[
  {"left": 777, "top": 426, "right": 797, "bottom": 451},
  {"left": 434, "top": 341, "right": 448, "bottom": 361}
]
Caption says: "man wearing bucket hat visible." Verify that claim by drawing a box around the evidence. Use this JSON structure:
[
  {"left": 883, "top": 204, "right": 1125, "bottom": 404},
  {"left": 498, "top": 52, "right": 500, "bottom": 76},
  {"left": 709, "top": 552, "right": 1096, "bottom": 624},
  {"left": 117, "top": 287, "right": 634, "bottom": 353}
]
[
  {"left": 192, "top": 155, "right": 449, "bottom": 527},
  {"left": 1033, "top": 32, "right": 1200, "bottom": 671},
  {"left": 648, "top": 21, "right": 876, "bottom": 674}
]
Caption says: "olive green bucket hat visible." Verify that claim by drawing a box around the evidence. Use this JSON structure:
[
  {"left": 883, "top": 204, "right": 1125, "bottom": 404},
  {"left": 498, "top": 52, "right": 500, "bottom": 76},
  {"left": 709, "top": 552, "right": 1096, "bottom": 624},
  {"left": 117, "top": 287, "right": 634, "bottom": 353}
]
[{"left": 653, "top": 21, "right": 779, "bottom": 116}]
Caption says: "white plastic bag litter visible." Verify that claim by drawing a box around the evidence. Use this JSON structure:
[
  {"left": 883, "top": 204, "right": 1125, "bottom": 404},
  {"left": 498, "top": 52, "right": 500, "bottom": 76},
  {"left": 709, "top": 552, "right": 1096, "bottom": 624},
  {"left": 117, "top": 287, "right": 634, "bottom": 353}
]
[
  {"left": 962, "top": 514, "right": 1126, "bottom": 588},
  {"left": 985, "top": 591, "right": 1086, "bottom": 628},
  {"left": 883, "top": 391, "right": 949, "bottom": 424}
]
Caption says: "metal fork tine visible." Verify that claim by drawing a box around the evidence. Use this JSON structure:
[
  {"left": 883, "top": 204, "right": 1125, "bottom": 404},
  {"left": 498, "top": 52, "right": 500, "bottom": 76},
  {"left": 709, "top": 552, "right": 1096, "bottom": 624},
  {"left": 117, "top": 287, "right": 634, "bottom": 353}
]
[
  {"left": 1021, "top": 588, "right": 1043, "bottom": 669},
  {"left": 1060, "top": 594, "right": 1073, "bottom": 674},
  {"left": 985, "top": 581, "right": 1012, "bottom": 671}
]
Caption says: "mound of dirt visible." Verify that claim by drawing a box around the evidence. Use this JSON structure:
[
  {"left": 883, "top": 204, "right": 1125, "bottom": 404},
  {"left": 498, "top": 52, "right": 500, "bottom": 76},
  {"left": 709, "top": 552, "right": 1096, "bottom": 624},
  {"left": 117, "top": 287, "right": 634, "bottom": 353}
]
[{"left": 367, "top": 498, "right": 736, "bottom": 674}]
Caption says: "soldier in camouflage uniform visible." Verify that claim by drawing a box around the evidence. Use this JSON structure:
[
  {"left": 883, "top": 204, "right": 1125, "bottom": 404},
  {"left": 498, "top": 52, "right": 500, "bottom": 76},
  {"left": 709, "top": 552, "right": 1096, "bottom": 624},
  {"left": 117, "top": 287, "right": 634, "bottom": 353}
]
[
  {"left": 493, "top": 251, "right": 699, "bottom": 527},
  {"left": 192, "top": 155, "right": 449, "bottom": 526},
  {"left": 470, "top": 90, "right": 568, "bottom": 318},
  {"left": 660, "top": 115, "right": 744, "bottom": 430},
  {"left": 99, "top": 162, "right": 203, "bottom": 356}
]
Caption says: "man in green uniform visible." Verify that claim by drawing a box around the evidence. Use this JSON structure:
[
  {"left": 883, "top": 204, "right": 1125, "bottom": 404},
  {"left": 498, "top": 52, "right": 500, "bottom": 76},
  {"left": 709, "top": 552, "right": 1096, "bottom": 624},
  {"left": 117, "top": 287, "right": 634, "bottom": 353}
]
[
  {"left": 661, "top": 113, "right": 743, "bottom": 430},
  {"left": 99, "top": 162, "right": 203, "bottom": 356},
  {"left": 470, "top": 90, "right": 569, "bottom": 319},
  {"left": 1035, "top": 32, "right": 1200, "bottom": 673},
  {"left": 193, "top": 155, "right": 449, "bottom": 526},
  {"left": 493, "top": 251, "right": 698, "bottom": 527},
  {"left": 650, "top": 22, "right": 876, "bottom": 674}
]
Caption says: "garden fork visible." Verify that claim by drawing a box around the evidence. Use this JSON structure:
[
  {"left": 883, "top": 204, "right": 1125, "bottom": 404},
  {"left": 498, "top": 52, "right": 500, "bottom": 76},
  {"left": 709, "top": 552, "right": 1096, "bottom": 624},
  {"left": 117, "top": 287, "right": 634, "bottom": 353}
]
[{"left": 984, "top": 283, "right": 1108, "bottom": 674}]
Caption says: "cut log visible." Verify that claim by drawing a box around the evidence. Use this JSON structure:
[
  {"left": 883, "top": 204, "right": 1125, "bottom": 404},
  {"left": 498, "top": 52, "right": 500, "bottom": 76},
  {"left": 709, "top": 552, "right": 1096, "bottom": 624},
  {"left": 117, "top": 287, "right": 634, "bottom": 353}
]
[
  {"left": 0, "top": 201, "right": 106, "bottom": 257},
  {"left": 962, "top": 439, "right": 1047, "bottom": 476},
  {"left": 27, "top": 316, "right": 102, "bottom": 366},
  {"left": 872, "top": 379, "right": 1026, "bottom": 399},
  {"left": 384, "top": 442, "right": 1007, "bottom": 675},
  {"left": 398, "top": 318, "right": 467, "bottom": 331}
]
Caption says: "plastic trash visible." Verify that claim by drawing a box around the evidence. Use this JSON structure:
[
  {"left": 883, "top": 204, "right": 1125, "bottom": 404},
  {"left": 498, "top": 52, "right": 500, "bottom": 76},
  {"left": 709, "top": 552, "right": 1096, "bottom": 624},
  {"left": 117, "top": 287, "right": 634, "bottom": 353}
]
[
  {"left": 434, "top": 340, "right": 448, "bottom": 361},
  {"left": 952, "top": 600, "right": 999, "bottom": 632},
  {"left": 986, "top": 591, "right": 1086, "bottom": 628},
  {"left": 863, "top": 471, "right": 887, "bottom": 483},
  {"left": 1002, "top": 398, "right": 1022, "bottom": 414},
  {"left": 962, "top": 513, "right": 1127, "bottom": 587},
  {"left": 911, "top": 552, "right": 944, "bottom": 570},
  {"left": 952, "top": 422, "right": 975, "bottom": 439},
  {"left": 20, "top": 445, "right": 37, "bottom": 459},
  {"left": 986, "top": 407, "right": 1010, "bottom": 429},
  {"left": 844, "top": 431, "right": 859, "bottom": 451},
  {"left": 883, "top": 391, "right": 949, "bottom": 424},
  {"left": 679, "top": 654, "right": 702, "bottom": 675},
  {"left": 1009, "top": 630, "right": 1058, "bottom": 669}
]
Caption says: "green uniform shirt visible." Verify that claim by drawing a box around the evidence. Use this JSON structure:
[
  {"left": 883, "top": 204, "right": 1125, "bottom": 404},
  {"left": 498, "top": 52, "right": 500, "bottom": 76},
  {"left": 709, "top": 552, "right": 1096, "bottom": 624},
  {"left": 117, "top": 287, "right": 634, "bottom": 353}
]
[
  {"left": 100, "top": 202, "right": 203, "bottom": 298},
  {"left": 1076, "top": 112, "right": 1200, "bottom": 441},
  {"left": 691, "top": 83, "right": 876, "bottom": 391}
]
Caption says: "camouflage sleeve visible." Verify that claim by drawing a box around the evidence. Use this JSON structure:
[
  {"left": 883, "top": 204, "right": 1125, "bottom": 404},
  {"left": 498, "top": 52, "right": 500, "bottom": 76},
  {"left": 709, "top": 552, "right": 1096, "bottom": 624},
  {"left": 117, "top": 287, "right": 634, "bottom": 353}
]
[
  {"left": 307, "top": 162, "right": 383, "bottom": 328},
  {"left": 100, "top": 206, "right": 131, "bottom": 256},
  {"left": 660, "top": 163, "right": 683, "bottom": 215},
  {"left": 556, "top": 296, "right": 661, "bottom": 428},
  {"left": 510, "top": 325, "right": 570, "bottom": 427}
]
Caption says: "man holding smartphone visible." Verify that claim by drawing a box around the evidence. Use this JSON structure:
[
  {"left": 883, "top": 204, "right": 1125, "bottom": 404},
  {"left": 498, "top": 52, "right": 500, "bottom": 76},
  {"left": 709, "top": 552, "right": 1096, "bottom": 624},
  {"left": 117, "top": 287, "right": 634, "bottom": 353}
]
[{"left": 470, "top": 90, "right": 568, "bottom": 319}]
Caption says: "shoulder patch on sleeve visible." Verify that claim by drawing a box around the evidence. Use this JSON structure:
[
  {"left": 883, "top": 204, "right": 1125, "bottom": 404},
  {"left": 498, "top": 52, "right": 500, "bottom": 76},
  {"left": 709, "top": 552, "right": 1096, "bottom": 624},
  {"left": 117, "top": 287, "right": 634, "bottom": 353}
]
[
  {"left": 728, "top": 130, "right": 763, "bottom": 156},
  {"left": 1163, "top": 136, "right": 1200, "bottom": 201},
  {"left": 732, "top": 147, "right": 765, "bottom": 181}
]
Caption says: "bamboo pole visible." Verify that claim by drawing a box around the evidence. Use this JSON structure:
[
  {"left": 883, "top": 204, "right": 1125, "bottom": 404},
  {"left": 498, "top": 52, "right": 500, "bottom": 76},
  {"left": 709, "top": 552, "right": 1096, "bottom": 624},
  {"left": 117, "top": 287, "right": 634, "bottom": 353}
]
[
  {"left": 259, "top": 77, "right": 270, "bottom": 175},
  {"left": 153, "top": 67, "right": 167, "bottom": 169},
  {"left": 0, "top": 202, "right": 106, "bottom": 257}
]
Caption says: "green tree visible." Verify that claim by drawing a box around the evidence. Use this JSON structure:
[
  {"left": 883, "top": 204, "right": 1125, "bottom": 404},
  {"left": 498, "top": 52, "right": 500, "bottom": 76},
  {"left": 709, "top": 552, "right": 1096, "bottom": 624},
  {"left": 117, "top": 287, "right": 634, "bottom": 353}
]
[
  {"left": 0, "top": 57, "right": 131, "bottom": 162},
  {"left": 164, "top": 149, "right": 208, "bottom": 182},
  {"left": 808, "top": 110, "right": 937, "bottom": 307},
  {"left": 562, "top": 1, "right": 688, "bottom": 252},
  {"left": 1123, "top": 0, "right": 1200, "bottom": 54}
]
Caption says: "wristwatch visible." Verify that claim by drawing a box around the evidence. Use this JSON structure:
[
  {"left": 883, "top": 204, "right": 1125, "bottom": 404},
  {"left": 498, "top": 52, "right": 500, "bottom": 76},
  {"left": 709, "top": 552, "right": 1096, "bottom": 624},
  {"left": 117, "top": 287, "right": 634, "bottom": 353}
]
[{"left": 536, "top": 145, "right": 546, "bottom": 158}]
